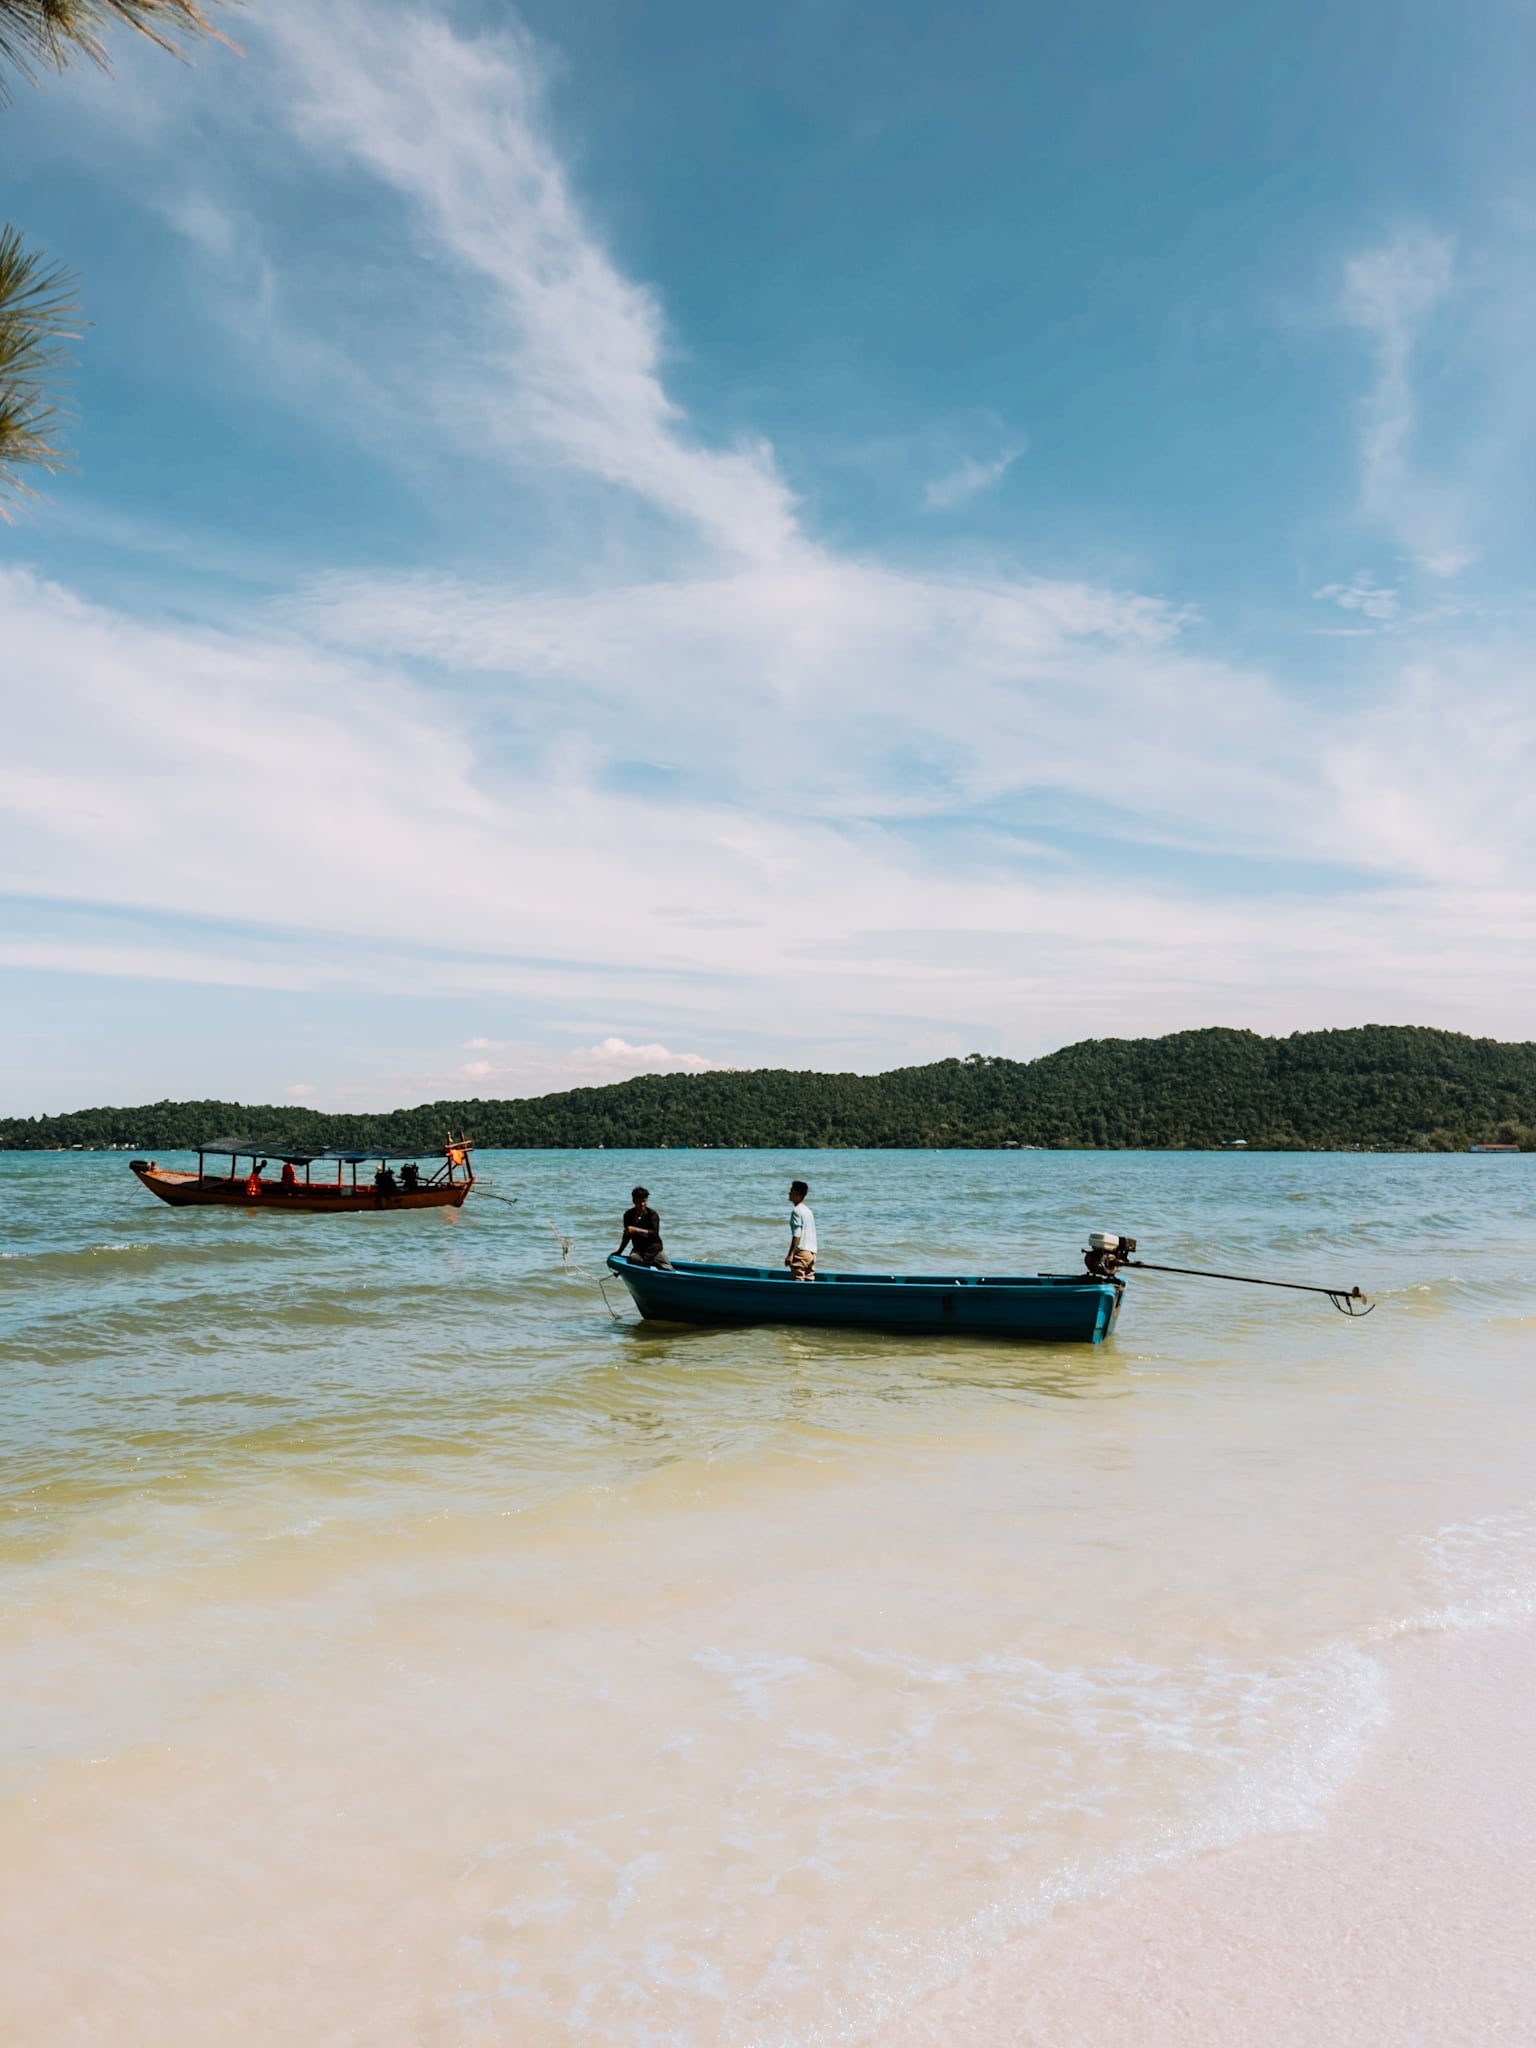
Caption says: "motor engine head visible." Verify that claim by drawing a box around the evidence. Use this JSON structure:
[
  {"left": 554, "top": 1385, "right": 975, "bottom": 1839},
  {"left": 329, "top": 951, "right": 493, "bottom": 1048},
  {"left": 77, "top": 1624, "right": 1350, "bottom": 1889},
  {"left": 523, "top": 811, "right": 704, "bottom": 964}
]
[{"left": 1083, "top": 1231, "right": 1137, "bottom": 1277}]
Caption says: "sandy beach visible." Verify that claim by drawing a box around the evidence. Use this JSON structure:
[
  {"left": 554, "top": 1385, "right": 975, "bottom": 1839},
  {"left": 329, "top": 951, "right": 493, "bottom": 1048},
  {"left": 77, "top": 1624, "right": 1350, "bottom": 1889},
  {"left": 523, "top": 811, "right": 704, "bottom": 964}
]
[
  {"left": 885, "top": 1619, "right": 1536, "bottom": 2047},
  {"left": 3, "top": 1150, "right": 1534, "bottom": 2044}
]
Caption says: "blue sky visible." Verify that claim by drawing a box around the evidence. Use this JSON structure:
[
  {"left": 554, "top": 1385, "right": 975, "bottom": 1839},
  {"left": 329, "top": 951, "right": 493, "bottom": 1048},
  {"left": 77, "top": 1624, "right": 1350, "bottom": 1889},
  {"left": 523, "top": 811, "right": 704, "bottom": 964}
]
[{"left": 3, "top": 0, "right": 1534, "bottom": 1113}]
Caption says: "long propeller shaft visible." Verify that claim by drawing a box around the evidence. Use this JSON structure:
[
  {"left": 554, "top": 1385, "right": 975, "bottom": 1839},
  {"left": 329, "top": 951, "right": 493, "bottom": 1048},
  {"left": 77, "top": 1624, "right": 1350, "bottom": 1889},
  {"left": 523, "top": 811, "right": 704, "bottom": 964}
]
[{"left": 1125, "top": 1260, "right": 1373, "bottom": 1316}]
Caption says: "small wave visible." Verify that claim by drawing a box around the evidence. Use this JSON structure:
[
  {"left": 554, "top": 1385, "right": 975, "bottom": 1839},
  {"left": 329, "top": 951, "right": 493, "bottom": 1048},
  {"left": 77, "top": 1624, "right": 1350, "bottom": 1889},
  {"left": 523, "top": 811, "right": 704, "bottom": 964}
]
[
  {"left": 891, "top": 1646, "right": 1387, "bottom": 2007},
  {"left": 0, "top": 1240, "right": 161, "bottom": 1277},
  {"left": 690, "top": 1640, "right": 1390, "bottom": 2047},
  {"left": 1376, "top": 1503, "right": 1536, "bottom": 1639},
  {"left": 692, "top": 1646, "right": 813, "bottom": 1722},
  {"left": 1370, "top": 1271, "right": 1535, "bottom": 1315},
  {"left": 260, "top": 1516, "right": 329, "bottom": 1542}
]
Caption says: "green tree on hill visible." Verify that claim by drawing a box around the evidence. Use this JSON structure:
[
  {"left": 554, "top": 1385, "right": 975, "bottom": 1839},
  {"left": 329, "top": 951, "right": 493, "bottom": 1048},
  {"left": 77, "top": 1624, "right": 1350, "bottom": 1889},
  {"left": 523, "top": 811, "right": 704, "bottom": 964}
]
[{"left": 6, "top": 1028, "right": 1536, "bottom": 1154}]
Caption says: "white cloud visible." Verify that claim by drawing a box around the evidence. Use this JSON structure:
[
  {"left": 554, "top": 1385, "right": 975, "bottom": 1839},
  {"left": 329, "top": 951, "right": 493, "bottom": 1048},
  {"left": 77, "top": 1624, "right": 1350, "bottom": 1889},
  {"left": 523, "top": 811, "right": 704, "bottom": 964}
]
[
  {"left": 258, "top": 0, "right": 797, "bottom": 565},
  {"left": 923, "top": 440, "right": 1027, "bottom": 511},
  {"left": 1314, "top": 575, "right": 1400, "bottom": 623},
  {"left": 1321, "top": 649, "right": 1536, "bottom": 889},
  {"left": 238, "top": 12, "right": 1323, "bottom": 868},
  {"left": 353, "top": 1035, "right": 731, "bottom": 1107},
  {"left": 1341, "top": 228, "right": 1468, "bottom": 575},
  {"left": 4, "top": 8, "right": 1536, "bottom": 1106},
  {"left": 1342, "top": 228, "right": 1453, "bottom": 483},
  {"left": 581, "top": 1036, "right": 724, "bottom": 1073},
  {"left": 6, "top": 554, "right": 1535, "bottom": 1020},
  {"left": 291, "top": 558, "right": 1286, "bottom": 849}
]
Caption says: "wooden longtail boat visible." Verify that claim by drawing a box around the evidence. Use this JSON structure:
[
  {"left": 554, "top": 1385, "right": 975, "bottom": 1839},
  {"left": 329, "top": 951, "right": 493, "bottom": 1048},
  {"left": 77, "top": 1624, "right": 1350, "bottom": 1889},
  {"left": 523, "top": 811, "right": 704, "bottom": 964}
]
[
  {"left": 130, "top": 1137, "right": 475, "bottom": 1213},
  {"left": 607, "top": 1256, "right": 1123, "bottom": 1343}
]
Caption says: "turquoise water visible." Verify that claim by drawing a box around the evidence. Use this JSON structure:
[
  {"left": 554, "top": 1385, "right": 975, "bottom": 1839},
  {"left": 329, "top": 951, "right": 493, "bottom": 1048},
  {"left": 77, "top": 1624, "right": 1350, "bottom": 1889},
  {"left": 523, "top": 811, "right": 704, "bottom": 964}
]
[{"left": 3, "top": 1150, "right": 1535, "bottom": 2043}]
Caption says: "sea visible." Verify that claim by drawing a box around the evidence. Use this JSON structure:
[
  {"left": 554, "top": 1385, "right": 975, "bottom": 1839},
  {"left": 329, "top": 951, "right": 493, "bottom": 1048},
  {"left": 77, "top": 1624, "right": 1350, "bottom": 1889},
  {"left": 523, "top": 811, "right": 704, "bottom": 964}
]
[{"left": 2, "top": 1148, "right": 1534, "bottom": 2045}]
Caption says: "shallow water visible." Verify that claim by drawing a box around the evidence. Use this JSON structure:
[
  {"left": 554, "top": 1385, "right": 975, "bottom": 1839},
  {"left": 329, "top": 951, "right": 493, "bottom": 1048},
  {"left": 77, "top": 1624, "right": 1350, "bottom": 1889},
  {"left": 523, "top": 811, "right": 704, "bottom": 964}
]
[{"left": 2, "top": 1149, "right": 1534, "bottom": 2043}]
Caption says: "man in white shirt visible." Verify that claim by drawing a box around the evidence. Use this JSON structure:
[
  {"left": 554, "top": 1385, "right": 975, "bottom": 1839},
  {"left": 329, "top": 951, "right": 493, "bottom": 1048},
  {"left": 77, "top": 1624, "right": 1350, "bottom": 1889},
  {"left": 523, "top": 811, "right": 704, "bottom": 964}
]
[{"left": 785, "top": 1179, "right": 817, "bottom": 1280}]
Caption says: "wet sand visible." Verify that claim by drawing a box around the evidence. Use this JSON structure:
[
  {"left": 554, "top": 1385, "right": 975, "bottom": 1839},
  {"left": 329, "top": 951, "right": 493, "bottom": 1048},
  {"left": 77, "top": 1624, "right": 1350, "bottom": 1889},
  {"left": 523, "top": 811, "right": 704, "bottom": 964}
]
[{"left": 883, "top": 1621, "right": 1536, "bottom": 2047}]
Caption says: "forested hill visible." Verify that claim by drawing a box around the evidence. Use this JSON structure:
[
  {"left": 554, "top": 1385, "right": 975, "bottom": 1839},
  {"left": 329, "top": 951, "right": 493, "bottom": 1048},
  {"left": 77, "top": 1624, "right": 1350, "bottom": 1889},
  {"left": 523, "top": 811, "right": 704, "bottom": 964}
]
[{"left": 6, "top": 1026, "right": 1536, "bottom": 1153}]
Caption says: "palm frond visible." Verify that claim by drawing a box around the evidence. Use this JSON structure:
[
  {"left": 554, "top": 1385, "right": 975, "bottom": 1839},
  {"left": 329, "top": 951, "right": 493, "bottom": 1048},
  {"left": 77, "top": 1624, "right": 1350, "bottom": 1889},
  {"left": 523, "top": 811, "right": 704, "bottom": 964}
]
[
  {"left": 0, "top": 222, "right": 81, "bottom": 513},
  {"left": 0, "top": 0, "right": 236, "bottom": 94}
]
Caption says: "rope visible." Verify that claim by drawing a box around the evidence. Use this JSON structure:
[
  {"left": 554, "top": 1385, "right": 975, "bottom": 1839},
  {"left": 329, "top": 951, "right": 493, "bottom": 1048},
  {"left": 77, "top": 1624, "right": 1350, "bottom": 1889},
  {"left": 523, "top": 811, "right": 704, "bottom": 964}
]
[
  {"left": 542, "top": 1219, "right": 623, "bottom": 1321},
  {"left": 468, "top": 1182, "right": 624, "bottom": 1320}
]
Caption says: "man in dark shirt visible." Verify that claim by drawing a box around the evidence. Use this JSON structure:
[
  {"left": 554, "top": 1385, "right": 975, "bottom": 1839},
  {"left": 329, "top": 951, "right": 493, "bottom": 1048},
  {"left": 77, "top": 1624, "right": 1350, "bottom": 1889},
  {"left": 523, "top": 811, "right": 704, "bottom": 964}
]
[{"left": 618, "top": 1186, "right": 671, "bottom": 1267}]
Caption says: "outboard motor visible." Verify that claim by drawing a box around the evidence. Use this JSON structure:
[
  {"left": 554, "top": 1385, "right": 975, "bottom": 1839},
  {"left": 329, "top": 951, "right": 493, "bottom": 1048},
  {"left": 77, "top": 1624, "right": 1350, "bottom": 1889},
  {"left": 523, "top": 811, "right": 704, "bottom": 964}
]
[
  {"left": 1084, "top": 1231, "right": 1137, "bottom": 1278},
  {"left": 1080, "top": 1236, "right": 1372, "bottom": 1315}
]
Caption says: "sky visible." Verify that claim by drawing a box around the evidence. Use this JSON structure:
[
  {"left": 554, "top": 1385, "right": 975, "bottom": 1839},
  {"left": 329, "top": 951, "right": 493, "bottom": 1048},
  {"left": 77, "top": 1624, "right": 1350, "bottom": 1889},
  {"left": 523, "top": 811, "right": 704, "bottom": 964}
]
[{"left": 2, "top": 0, "right": 1534, "bottom": 1114}]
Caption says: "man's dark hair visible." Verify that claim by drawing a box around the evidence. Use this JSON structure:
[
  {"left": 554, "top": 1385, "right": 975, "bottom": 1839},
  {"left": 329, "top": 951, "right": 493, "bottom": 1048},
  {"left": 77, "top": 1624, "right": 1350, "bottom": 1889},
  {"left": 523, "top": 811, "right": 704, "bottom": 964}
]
[
  {"left": 632, "top": 1185, "right": 650, "bottom": 1203},
  {"left": 790, "top": 1179, "right": 809, "bottom": 1200}
]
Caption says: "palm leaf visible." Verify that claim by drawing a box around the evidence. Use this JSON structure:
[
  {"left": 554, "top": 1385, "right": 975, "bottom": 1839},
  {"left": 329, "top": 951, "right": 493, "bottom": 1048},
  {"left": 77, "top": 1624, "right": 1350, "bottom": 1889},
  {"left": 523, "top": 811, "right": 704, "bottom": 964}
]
[
  {"left": 0, "top": 1, "right": 236, "bottom": 94},
  {"left": 0, "top": 223, "right": 81, "bottom": 512},
  {"left": 0, "top": 2, "right": 238, "bottom": 502}
]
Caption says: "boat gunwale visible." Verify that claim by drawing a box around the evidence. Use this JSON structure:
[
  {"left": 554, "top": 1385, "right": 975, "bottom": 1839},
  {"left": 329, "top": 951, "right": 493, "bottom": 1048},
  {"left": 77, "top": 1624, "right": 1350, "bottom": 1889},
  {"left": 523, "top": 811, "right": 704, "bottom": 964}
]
[
  {"left": 607, "top": 1256, "right": 1121, "bottom": 1342},
  {"left": 608, "top": 1255, "right": 1115, "bottom": 1294},
  {"left": 129, "top": 1162, "right": 471, "bottom": 1211}
]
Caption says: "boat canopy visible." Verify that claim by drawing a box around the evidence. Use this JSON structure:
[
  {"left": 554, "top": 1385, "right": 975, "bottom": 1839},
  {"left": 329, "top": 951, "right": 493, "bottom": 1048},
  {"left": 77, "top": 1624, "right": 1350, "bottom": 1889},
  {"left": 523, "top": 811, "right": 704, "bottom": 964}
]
[{"left": 198, "top": 1139, "right": 465, "bottom": 1163}]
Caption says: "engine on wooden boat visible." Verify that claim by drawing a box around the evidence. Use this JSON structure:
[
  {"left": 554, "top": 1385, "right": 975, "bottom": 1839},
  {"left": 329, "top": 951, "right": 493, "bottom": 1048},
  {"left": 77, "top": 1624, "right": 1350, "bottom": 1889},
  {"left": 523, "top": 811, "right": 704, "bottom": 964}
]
[
  {"left": 1080, "top": 1235, "right": 1373, "bottom": 1314},
  {"left": 1083, "top": 1231, "right": 1137, "bottom": 1277}
]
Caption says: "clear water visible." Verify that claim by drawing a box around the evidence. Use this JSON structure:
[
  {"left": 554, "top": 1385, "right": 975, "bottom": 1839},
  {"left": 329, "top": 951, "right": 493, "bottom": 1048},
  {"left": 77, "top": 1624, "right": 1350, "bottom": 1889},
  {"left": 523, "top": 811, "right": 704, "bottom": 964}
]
[{"left": 2, "top": 1150, "right": 1534, "bottom": 2044}]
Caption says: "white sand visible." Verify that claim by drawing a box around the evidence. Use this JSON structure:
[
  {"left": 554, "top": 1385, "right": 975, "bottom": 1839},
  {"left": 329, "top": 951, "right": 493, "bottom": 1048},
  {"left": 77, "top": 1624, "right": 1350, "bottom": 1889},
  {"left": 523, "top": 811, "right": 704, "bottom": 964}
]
[{"left": 883, "top": 1622, "right": 1536, "bottom": 2047}]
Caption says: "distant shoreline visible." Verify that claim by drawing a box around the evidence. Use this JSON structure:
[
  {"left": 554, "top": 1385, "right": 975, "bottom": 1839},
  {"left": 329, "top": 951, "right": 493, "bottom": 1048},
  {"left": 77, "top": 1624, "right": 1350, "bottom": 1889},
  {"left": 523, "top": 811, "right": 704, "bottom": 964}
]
[
  {"left": 3, "top": 1025, "right": 1534, "bottom": 1154},
  {"left": 5, "top": 1141, "right": 1527, "bottom": 1156}
]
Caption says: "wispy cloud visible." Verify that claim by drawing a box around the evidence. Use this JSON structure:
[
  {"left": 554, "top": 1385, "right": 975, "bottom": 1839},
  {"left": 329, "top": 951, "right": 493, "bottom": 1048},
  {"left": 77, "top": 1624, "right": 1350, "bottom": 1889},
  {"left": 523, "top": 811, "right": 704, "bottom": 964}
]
[
  {"left": 579, "top": 1036, "right": 724, "bottom": 1073},
  {"left": 7, "top": 554, "right": 1536, "bottom": 1020},
  {"left": 1322, "top": 647, "right": 1536, "bottom": 890},
  {"left": 1341, "top": 227, "right": 1467, "bottom": 575},
  {"left": 4, "top": 5, "right": 1536, "bottom": 1108},
  {"left": 923, "top": 439, "right": 1027, "bottom": 511},
  {"left": 1314, "top": 573, "right": 1400, "bottom": 623},
  {"left": 389, "top": 1034, "right": 730, "bottom": 1105},
  {"left": 259, "top": 0, "right": 796, "bottom": 564}
]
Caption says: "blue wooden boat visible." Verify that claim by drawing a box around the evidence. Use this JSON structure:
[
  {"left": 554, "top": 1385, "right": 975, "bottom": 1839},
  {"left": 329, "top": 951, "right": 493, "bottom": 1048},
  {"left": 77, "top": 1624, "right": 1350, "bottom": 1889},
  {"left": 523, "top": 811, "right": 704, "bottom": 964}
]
[{"left": 606, "top": 1256, "right": 1123, "bottom": 1343}]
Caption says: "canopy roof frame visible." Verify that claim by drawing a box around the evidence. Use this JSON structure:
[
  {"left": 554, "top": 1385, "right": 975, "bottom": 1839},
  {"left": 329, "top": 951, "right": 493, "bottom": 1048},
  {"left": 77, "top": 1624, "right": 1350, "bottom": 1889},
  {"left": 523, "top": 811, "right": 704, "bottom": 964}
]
[{"left": 197, "top": 1141, "right": 470, "bottom": 1164}]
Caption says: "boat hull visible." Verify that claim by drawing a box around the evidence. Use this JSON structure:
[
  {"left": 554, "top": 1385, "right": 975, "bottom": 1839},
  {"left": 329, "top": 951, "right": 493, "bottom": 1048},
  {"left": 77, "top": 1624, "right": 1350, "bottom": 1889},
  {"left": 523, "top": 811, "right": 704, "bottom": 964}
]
[
  {"left": 131, "top": 1166, "right": 470, "bottom": 1212},
  {"left": 607, "top": 1257, "right": 1122, "bottom": 1342}
]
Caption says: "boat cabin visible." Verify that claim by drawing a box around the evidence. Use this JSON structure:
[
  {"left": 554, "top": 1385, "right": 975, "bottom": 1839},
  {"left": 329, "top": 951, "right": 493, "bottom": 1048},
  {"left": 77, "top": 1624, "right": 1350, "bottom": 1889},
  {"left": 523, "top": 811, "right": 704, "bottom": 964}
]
[{"left": 130, "top": 1136, "right": 475, "bottom": 1211}]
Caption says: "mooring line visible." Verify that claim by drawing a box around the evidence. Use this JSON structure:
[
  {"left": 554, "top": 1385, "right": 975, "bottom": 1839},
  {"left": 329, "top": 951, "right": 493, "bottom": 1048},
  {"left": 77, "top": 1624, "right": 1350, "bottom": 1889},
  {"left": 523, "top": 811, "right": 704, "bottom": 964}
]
[
  {"left": 541, "top": 1219, "right": 623, "bottom": 1321},
  {"left": 470, "top": 1185, "right": 624, "bottom": 1320}
]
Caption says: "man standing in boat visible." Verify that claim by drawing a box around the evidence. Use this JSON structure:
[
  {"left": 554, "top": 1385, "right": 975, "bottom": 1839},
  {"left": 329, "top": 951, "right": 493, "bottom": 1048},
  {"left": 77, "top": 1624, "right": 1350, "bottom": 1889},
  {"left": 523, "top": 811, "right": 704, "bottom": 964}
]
[
  {"left": 785, "top": 1180, "right": 817, "bottom": 1280},
  {"left": 618, "top": 1187, "right": 671, "bottom": 1268}
]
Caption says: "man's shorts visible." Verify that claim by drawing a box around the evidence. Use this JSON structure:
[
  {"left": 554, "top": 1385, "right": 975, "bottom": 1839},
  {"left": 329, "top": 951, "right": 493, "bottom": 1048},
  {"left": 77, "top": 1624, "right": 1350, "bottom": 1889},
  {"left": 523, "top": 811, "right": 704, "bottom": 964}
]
[
  {"left": 789, "top": 1247, "right": 816, "bottom": 1281},
  {"left": 627, "top": 1247, "right": 672, "bottom": 1268}
]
